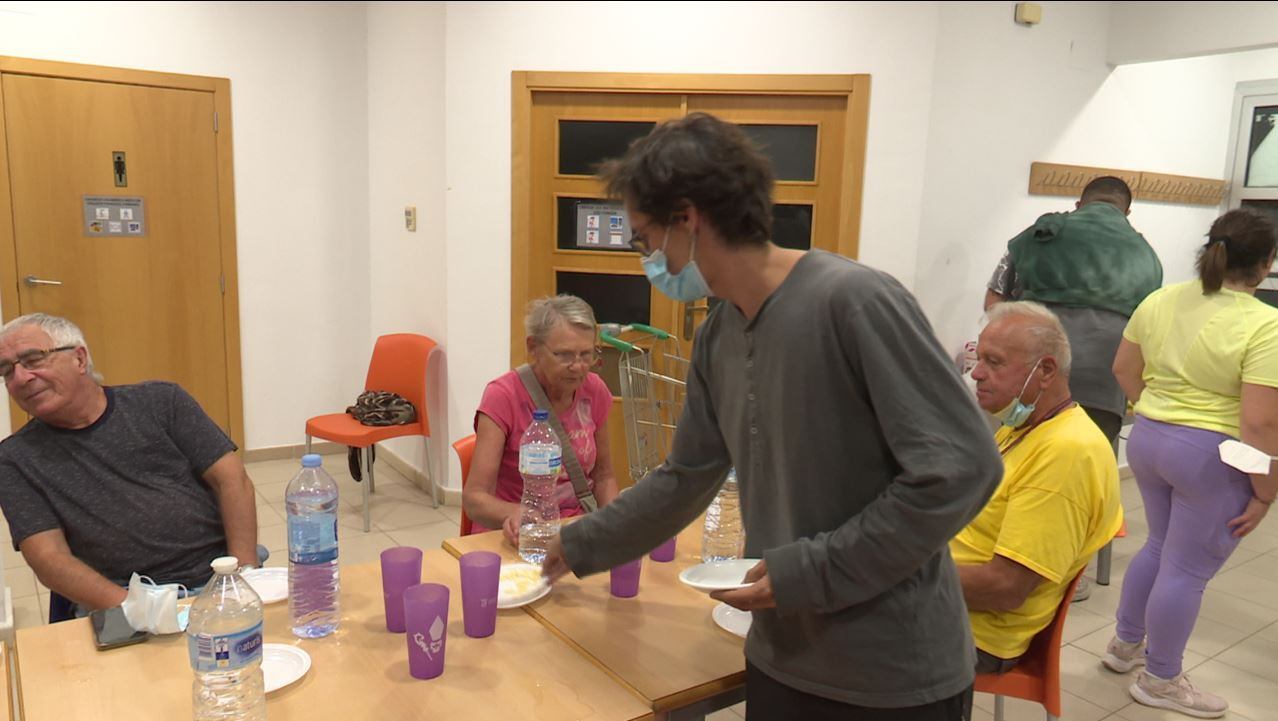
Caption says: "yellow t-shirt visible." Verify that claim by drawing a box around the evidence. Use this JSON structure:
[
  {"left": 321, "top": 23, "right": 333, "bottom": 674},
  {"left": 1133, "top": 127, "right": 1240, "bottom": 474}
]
[
  {"left": 950, "top": 405, "right": 1122, "bottom": 659},
  {"left": 1125, "top": 280, "right": 1278, "bottom": 437}
]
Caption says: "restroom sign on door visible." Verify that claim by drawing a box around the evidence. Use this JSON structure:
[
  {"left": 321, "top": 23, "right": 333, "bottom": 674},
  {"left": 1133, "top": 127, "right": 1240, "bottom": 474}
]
[{"left": 83, "top": 195, "right": 146, "bottom": 237}]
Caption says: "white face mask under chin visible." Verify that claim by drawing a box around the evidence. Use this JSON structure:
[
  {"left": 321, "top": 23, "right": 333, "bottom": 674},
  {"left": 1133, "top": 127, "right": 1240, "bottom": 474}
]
[{"left": 121, "top": 573, "right": 189, "bottom": 635}]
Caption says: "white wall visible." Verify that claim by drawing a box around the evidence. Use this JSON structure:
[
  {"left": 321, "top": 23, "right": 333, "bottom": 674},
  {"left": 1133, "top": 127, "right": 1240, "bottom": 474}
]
[
  {"left": 366, "top": 1, "right": 449, "bottom": 484},
  {"left": 1109, "top": 1, "right": 1278, "bottom": 65},
  {"left": 0, "top": 1, "right": 372, "bottom": 448},
  {"left": 914, "top": 1, "right": 1278, "bottom": 355},
  {"left": 443, "top": 1, "right": 945, "bottom": 486}
]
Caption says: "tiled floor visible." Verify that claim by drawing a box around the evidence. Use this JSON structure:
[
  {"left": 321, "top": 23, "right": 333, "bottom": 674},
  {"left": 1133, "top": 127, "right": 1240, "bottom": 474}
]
[{"left": 6, "top": 459, "right": 1278, "bottom": 720}]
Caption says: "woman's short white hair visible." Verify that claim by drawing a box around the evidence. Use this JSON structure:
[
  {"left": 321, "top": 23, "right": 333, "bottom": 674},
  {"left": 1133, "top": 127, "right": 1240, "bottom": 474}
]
[
  {"left": 985, "top": 301, "right": 1072, "bottom": 373},
  {"left": 525, "top": 295, "right": 597, "bottom": 345},
  {"left": 0, "top": 312, "right": 104, "bottom": 383}
]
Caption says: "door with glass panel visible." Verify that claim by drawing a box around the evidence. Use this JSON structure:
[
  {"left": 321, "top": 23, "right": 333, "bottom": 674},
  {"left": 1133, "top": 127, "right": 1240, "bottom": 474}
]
[{"left": 515, "top": 73, "right": 870, "bottom": 487}]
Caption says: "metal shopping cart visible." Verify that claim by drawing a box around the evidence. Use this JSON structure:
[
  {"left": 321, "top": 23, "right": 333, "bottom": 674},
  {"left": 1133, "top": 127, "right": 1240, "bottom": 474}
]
[{"left": 599, "top": 323, "right": 690, "bottom": 485}]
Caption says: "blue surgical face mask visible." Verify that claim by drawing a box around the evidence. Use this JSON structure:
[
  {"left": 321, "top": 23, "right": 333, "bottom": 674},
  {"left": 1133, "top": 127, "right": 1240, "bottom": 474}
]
[
  {"left": 641, "top": 227, "right": 711, "bottom": 302},
  {"left": 991, "top": 358, "right": 1044, "bottom": 428}
]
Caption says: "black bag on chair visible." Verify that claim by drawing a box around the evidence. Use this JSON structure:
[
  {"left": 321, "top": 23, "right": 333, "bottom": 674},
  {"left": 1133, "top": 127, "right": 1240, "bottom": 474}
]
[{"left": 345, "top": 391, "right": 416, "bottom": 481}]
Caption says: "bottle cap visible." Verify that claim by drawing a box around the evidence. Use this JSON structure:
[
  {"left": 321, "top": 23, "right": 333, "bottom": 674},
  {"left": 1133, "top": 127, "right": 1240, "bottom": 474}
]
[
  {"left": 533, "top": 409, "right": 549, "bottom": 421},
  {"left": 302, "top": 453, "right": 322, "bottom": 468},
  {"left": 211, "top": 556, "right": 239, "bottom": 574}
]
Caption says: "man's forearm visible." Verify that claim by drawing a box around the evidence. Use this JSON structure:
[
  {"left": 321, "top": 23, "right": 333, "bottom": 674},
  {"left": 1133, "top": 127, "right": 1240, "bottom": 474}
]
[
  {"left": 214, "top": 476, "right": 259, "bottom": 566},
  {"left": 32, "top": 554, "right": 127, "bottom": 610}
]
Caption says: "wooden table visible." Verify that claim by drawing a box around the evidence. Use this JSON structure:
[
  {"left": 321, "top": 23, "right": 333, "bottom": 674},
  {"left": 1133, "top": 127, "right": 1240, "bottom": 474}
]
[
  {"left": 0, "top": 642, "right": 12, "bottom": 721},
  {"left": 13, "top": 550, "right": 652, "bottom": 721},
  {"left": 443, "top": 523, "right": 746, "bottom": 720}
]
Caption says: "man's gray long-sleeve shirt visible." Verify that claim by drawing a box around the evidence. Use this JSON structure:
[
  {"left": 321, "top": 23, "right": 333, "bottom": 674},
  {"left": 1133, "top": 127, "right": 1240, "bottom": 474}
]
[{"left": 562, "top": 250, "right": 1002, "bottom": 707}]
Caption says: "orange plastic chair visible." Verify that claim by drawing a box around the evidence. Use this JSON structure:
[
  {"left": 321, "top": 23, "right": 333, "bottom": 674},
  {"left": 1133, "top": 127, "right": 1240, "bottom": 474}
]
[
  {"left": 305, "top": 333, "right": 441, "bottom": 532},
  {"left": 452, "top": 434, "right": 477, "bottom": 536},
  {"left": 975, "top": 572, "right": 1085, "bottom": 721}
]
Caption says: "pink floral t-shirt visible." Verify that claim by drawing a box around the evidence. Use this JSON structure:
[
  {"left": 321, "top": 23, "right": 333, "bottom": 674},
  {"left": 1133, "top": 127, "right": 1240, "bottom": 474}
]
[{"left": 473, "top": 370, "right": 612, "bottom": 532}]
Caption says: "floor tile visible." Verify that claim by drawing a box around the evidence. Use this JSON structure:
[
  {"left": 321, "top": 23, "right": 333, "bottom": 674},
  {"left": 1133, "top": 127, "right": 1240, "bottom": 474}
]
[
  {"left": 6, "top": 565, "right": 37, "bottom": 599},
  {"left": 974, "top": 689, "right": 1109, "bottom": 721},
  {"left": 11, "top": 592, "right": 44, "bottom": 630},
  {"left": 1210, "top": 569, "right": 1278, "bottom": 610},
  {"left": 1233, "top": 552, "right": 1278, "bottom": 583},
  {"left": 256, "top": 502, "right": 284, "bottom": 529},
  {"left": 1215, "top": 635, "right": 1278, "bottom": 685},
  {"left": 1184, "top": 616, "right": 1254, "bottom": 658},
  {"left": 335, "top": 530, "right": 398, "bottom": 568},
  {"left": 1069, "top": 624, "right": 1211, "bottom": 673},
  {"left": 1060, "top": 645, "right": 1141, "bottom": 712},
  {"left": 386, "top": 520, "right": 462, "bottom": 555},
  {"left": 1065, "top": 606, "right": 1120, "bottom": 644},
  {"left": 1197, "top": 590, "right": 1278, "bottom": 635},
  {"left": 258, "top": 523, "right": 288, "bottom": 556},
  {"left": 1114, "top": 698, "right": 1257, "bottom": 721},
  {"left": 1167, "top": 659, "right": 1278, "bottom": 721}
]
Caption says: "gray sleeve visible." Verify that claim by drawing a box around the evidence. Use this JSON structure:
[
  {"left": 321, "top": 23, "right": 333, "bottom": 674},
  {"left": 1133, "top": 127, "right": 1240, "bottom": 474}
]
[
  {"left": 988, "top": 251, "right": 1017, "bottom": 296},
  {"left": 0, "top": 455, "right": 60, "bottom": 550},
  {"left": 764, "top": 283, "right": 1003, "bottom": 614},
  {"left": 561, "top": 345, "right": 732, "bottom": 576},
  {"left": 157, "top": 383, "right": 237, "bottom": 474}
]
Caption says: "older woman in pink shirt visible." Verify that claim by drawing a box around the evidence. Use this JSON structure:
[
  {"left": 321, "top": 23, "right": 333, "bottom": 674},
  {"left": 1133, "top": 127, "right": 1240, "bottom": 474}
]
[{"left": 463, "top": 295, "right": 620, "bottom": 543}]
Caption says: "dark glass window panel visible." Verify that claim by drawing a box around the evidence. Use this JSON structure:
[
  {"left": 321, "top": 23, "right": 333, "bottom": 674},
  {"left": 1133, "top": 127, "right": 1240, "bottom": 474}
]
[
  {"left": 556, "top": 271, "right": 650, "bottom": 328},
  {"left": 558, "top": 120, "right": 656, "bottom": 176},
  {"left": 1245, "top": 106, "right": 1278, "bottom": 188},
  {"left": 1241, "top": 199, "right": 1278, "bottom": 225},
  {"left": 772, "top": 203, "right": 813, "bottom": 250},
  {"left": 556, "top": 196, "right": 633, "bottom": 252},
  {"left": 742, "top": 124, "right": 818, "bottom": 181}
]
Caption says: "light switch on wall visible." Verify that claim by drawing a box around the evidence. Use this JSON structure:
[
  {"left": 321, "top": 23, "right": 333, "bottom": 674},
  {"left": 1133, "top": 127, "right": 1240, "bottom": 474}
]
[{"left": 405, "top": 206, "right": 417, "bottom": 232}]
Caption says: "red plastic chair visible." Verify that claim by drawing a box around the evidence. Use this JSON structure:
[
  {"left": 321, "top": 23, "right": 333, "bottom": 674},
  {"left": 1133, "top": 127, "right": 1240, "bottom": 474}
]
[
  {"left": 305, "top": 334, "right": 440, "bottom": 532},
  {"left": 452, "top": 434, "right": 477, "bottom": 536},
  {"left": 975, "top": 572, "right": 1085, "bottom": 721}
]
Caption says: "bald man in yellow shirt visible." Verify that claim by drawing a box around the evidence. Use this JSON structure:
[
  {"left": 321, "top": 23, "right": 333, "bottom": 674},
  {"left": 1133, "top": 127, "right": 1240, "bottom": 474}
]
[{"left": 953, "top": 301, "right": 1123, "bottom": 673}]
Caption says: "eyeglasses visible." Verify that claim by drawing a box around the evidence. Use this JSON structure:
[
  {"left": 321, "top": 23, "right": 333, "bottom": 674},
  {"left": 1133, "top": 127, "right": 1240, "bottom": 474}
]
[
  {"left": 548, "top": 349, "right": 601, "bottom": 367},
  {"left": 630, "top": 220, "right": 665, "bottom": 258},
  {"left": 0, "top": 346, "right": 78, "bottom": 380}
]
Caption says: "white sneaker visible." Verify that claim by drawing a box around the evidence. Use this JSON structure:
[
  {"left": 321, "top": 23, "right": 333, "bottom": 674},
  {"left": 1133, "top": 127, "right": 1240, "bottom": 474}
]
[
  {"left": 1129, "top": 671, "right": 1228, "bottom": 718},
  {"left": 1072, "top": 577, "right": 1093, "bottom": 603},
  {"left": 1103, "top": 635, "right": 1146, "bottom": 673}
]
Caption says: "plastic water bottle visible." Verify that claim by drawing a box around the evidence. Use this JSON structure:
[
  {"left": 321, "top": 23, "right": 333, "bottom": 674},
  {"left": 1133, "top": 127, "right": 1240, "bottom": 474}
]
[
  {"left": 287, "top": 453, "right": 341, "bottom": 638},
  {"left": 518, "top": 409, "right": 563, "bottom": 564},
  {"left": 187, "top": 556, "right": 265, "bottom": 721},
  {"left": 702, "top": 468, "right": 745, "bottom": 562}
]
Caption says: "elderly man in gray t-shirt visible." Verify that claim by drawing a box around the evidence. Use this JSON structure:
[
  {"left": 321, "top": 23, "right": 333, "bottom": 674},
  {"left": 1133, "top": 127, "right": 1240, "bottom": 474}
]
[
  {"left": 543, "top": 114, "right": 1002, "bottom": 719},
  {"left": 0, "top": 313, "right": 259, "bottom": 620}
]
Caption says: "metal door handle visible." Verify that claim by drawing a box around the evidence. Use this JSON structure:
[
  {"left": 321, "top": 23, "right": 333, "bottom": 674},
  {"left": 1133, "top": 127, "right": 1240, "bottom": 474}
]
[{"left": 24, "top": 275, "right": 63, "bottom": 287}]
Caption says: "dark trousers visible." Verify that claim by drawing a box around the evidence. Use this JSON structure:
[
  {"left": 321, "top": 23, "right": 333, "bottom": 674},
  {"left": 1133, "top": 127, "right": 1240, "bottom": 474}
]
[
  {"left": 975, "top": 648, "right": 1021, "bottom": 675},
  {"left": 1081, "top": 405, "right": 1123, "bottom": 454},
  {"left": 745, "top": 661, "right": 973, "bottom": 720}
]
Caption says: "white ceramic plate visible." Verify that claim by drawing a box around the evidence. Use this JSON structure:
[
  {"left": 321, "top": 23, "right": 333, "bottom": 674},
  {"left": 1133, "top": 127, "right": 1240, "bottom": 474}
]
[
  {"left": 241, "top": 567, "right": 288, "bottom": 605},
  {"left": 497, "top": 563, "right": 551, "bottom": 609},
  {"left": 712, "top": 602, "right": 751, "bottom": 639},
  {"left": 678, "top": 559, "right": 762, "bottom": 593},
  {"left": 262, "top": 644, "right": 311, "bottom": 694}
]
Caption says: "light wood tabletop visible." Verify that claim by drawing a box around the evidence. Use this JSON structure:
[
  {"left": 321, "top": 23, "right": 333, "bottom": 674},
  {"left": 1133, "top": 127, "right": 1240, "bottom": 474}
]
[
  {"left": 0, "top": 642, "right": 12, "bottom": 721},
  {"left": 13, "top": 550, "right": 652, "bottom": 721},
  {"left": 443, "top": 523, "right": 747, "bottom": 715}
]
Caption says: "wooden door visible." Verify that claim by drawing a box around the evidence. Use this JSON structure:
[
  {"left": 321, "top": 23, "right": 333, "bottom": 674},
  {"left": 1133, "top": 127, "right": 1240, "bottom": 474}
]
[
  {"left": 0, "top": 61, "right": 242, "bottom": 443},
  {"left": 514, "top": 73, "right": 870, "bottom": 487}
]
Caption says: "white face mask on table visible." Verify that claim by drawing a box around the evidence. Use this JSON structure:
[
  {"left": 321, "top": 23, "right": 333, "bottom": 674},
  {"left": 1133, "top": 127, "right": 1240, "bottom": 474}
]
[{"left": 121, "top": 573, "right": 189, "bottom": 635}]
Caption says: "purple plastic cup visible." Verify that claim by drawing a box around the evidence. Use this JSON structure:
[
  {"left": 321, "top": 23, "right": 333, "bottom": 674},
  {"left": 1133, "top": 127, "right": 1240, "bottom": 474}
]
[
  {"left": 381, "top": 546, "right": 423, "bottom": 633},
  {"left": 459, "top": 551, "right": 501, "bottom": 638},
  {"left": 403, "top": 583, "right": 449, "bottom": 679},
  {"left": 610, "top": 557, "right": 643, "bottom": 598},
  {"left": 649, "top": 537, "right": 677, "bottom": 562}
]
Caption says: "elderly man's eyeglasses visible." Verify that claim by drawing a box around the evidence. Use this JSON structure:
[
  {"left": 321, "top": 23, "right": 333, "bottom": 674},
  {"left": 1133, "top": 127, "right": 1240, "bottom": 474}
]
[
  {"left": 0, "top": 346, "right": 78, "bottom": 380},
  {"left": 549, "top": 349, "right": 601, "bottom": 367}
]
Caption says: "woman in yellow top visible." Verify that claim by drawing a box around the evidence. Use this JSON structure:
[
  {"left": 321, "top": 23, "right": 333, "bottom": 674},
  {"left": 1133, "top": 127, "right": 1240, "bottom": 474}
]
[{"left": 1106, "top": 208, "right": 1278, "bottom": 718}]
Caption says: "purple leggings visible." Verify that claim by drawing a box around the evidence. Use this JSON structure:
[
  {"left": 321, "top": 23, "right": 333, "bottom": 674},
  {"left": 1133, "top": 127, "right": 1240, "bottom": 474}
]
[{"left": 1115, "top": 416, "right": 1253, "bottom": 678}]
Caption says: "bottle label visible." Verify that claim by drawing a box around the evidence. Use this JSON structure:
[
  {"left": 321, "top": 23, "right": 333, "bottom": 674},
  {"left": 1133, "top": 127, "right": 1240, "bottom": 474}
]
[
  {"left": 519, "top": 446, "right": 562, "bottom": 476},
  {"left": 288, "top": 513, "right": 339, "bottom": 564},
  {"left": 187, "top": 621, "right": 263, "bottom": 672}
]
